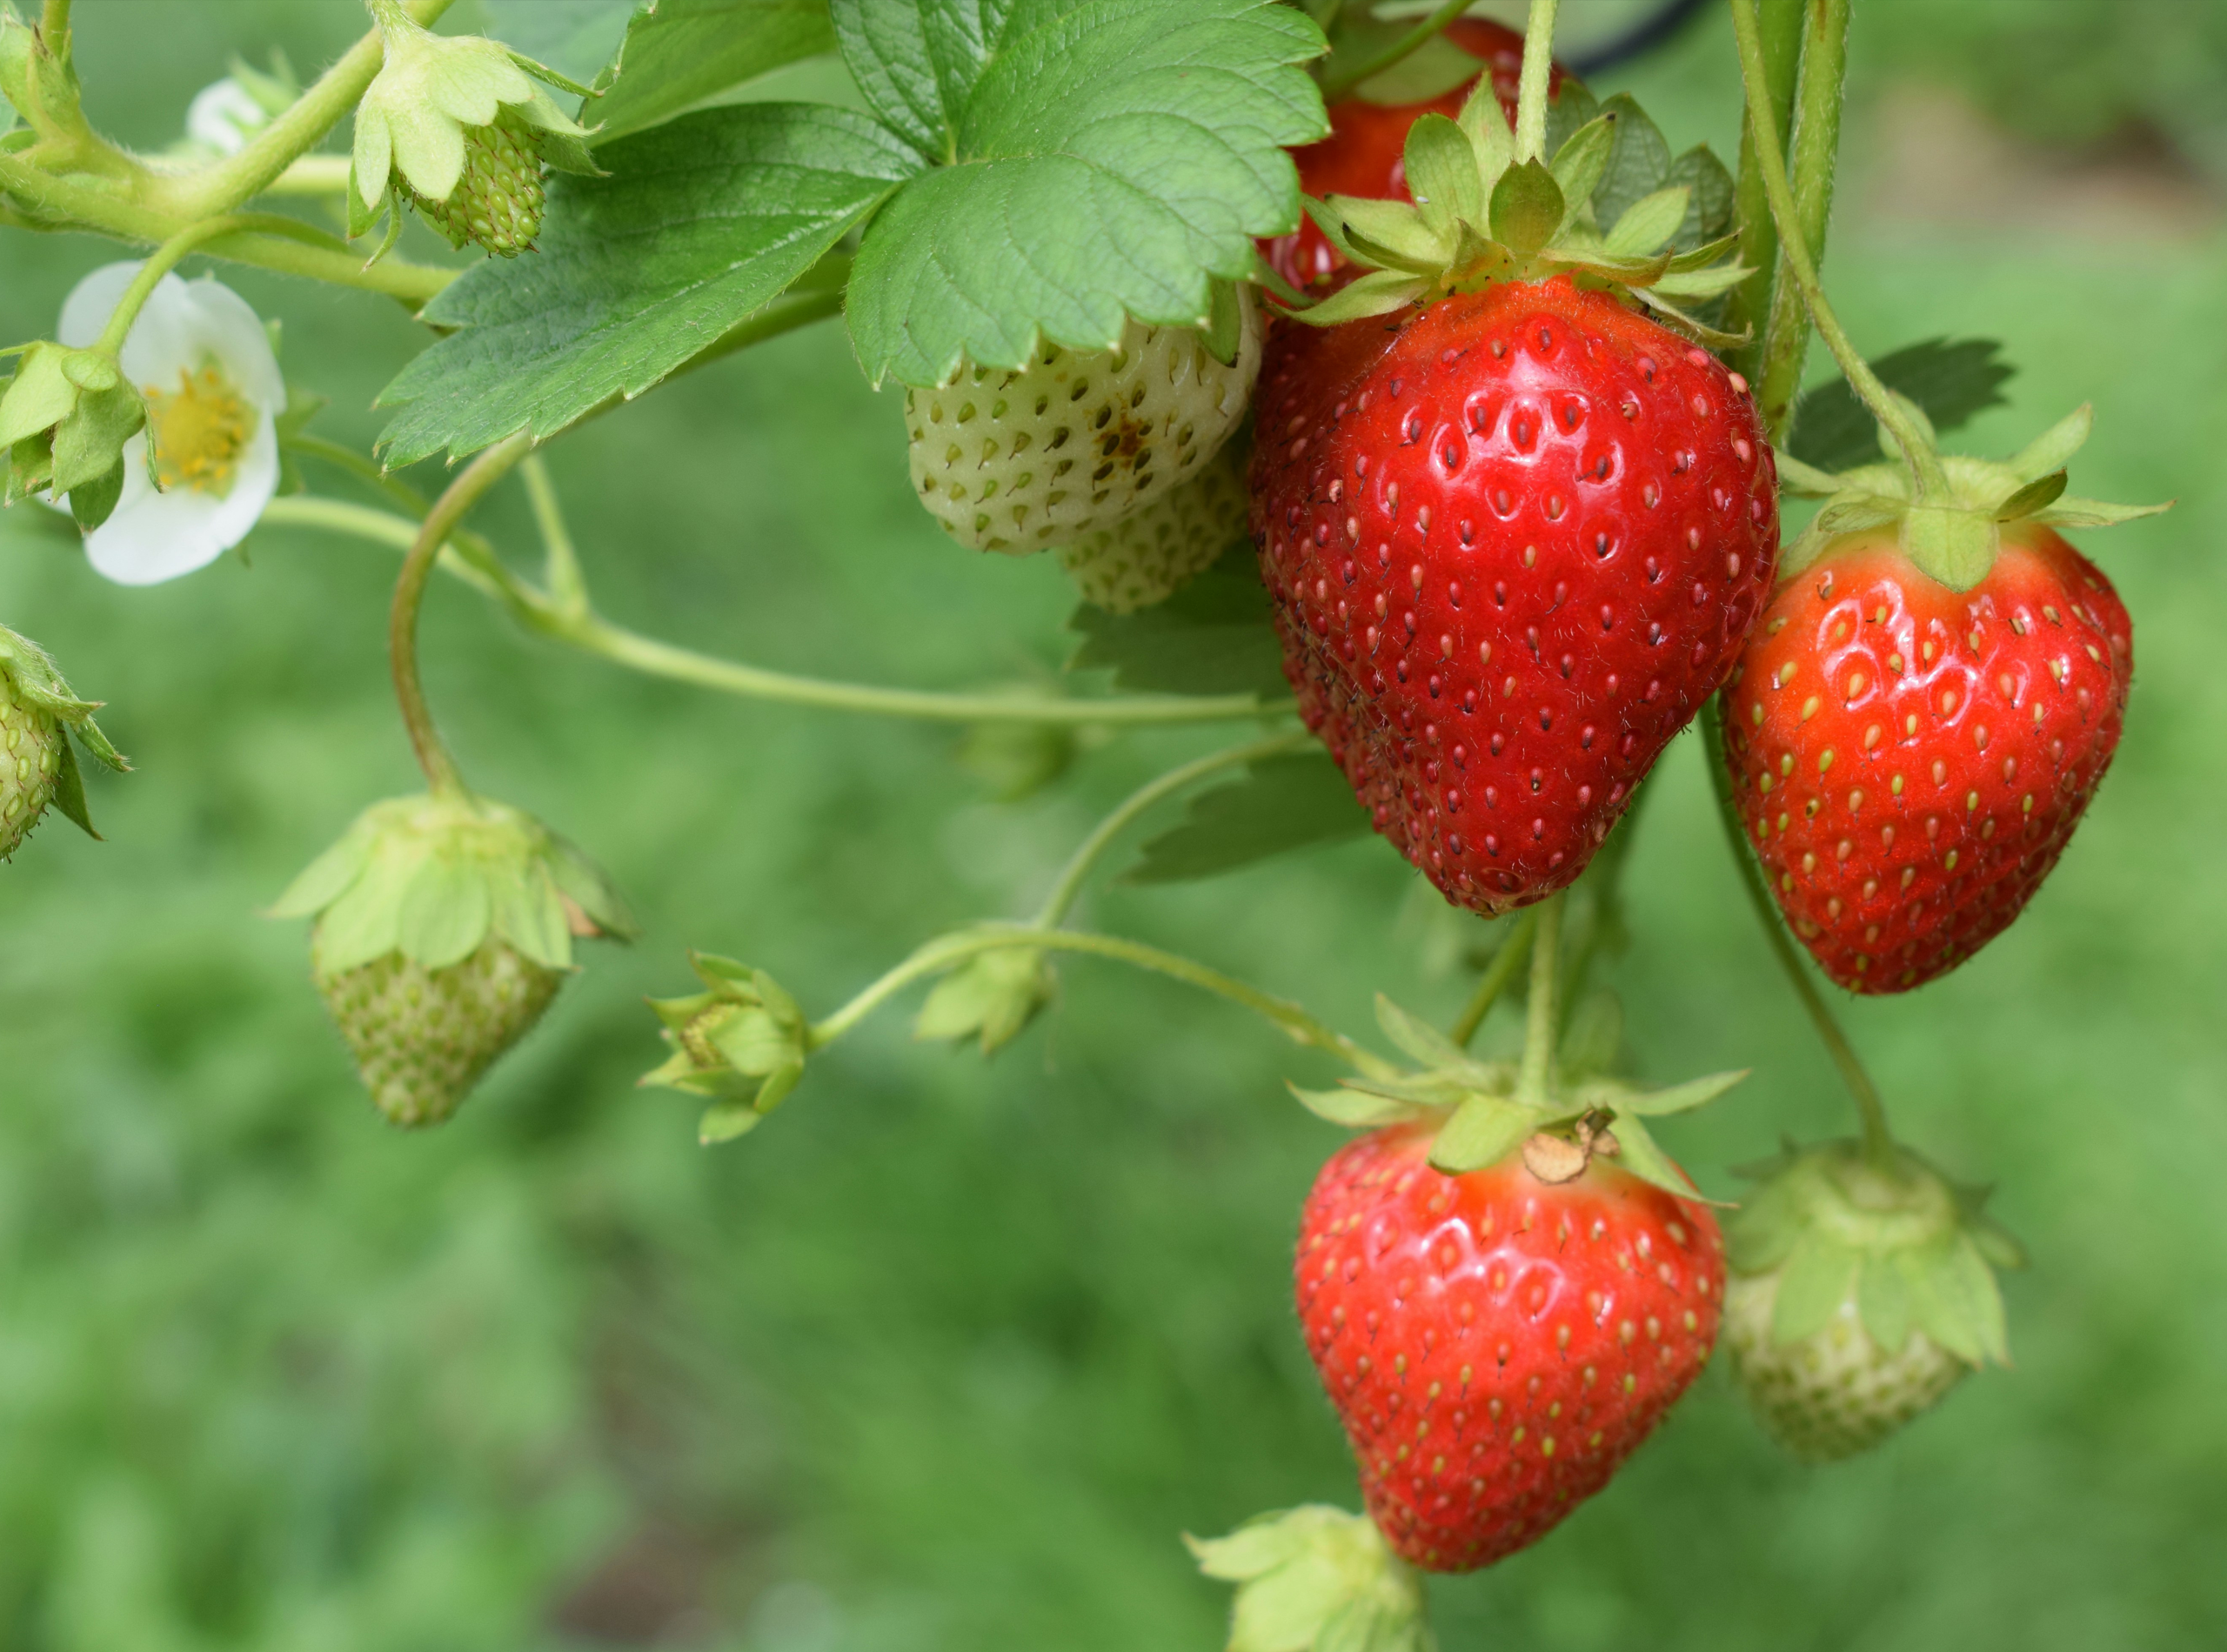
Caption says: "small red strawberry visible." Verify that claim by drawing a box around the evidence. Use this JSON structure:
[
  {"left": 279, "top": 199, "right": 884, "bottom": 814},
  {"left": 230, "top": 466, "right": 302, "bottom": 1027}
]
[
  {"left": 1296, "top": 1120, "right": 1722, "bottom": 1571},
  {"left": 1723, "top": 407, "right": 2160, "bottom": 990},
  {"left": 1256, "top": 278, "right": 1775, "bottom": 913},
  {"left": 1261, "top": 18, "right": 1563, "bottom": 295}
]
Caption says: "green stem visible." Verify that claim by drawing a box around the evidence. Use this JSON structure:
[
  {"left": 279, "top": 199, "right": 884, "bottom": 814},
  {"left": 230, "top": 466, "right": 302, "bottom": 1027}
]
[
  {"left": 1317, "top": 0, "right": 1471, "bottom": 104},
  {"left": 1750, "top": 0, "right": 1849, "bottom": 442},
  {"left": 1726, "top": 0, "right": 1945, "bottom": 500},
  {"left": 1034, "top": 732, "right": 1307, "bottom": 927},
  {"left": 263, "top": 493, "right": 1291, "bottom": 727},
  {"left": 142, "top": 0, "right": 458, "bottom": 219},
  {"left": 519, "top": 454, "right": 588, "bottom": 619},
  {"left": 389, "top": 432, "right": 532, "bottom": 794},
  {"left": 1514, "top": 890, "right": 1564, "bottom": 1107},
  {"left": 1449, "top": 908, "right": 1536, "bottom": 1048},
  {"left": 281, "top": 434, "right": 431, "bottom": 515},
  {"left": 810, "top": 925, "right": 1395, "bottom": 1078},
  {"left": 92, "top": 214, "right": 257, "bottom": 353},
  {"left": 1699, "top": 695, "right": 1894, "bottom": 1168},
  {"left": 1513, "top": 0, "right": 1560, "bottom": 163},
  {"left": 265, "top": 157, "right": 354, "bottom": 197},
  {"left": 40, "top": 0, "right": 70, "bottom": 40},
  {"left": 1726, "top": 0, "right": 1802, "bottom": 374}
]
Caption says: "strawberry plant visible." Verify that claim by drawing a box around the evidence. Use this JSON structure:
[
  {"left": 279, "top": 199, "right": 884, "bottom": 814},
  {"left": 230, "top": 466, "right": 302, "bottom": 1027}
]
[{"left": 0, "top": 0, "right": 2178, "bottom": 1642}]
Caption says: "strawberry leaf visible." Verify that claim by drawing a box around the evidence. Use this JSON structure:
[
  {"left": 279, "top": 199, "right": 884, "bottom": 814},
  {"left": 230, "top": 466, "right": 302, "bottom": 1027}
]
[
  {"left": 1066, "top": 553, "right": 1287, "bottom": 697},
  {"left": 842, "top": 0, "right": 1329, "bottom": 387},
  {"left": 589, "top": 0, "right": 839, "bottom": 143},
  {"left": 1789, "top": 338, "right": 2016, "bottom": 473},
  {"left": 481, "top": 0, "right": 637, "bottom": 90},
  {"left": 377, "top": 104, "right": 917, "bottom": 465},
  {"left": 1123, "top": 752, "right": 1370, "bottom": 884}
]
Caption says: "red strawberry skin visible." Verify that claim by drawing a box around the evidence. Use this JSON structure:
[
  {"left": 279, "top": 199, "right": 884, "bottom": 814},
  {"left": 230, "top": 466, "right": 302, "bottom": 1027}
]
[
  {"left": 1296, "top": 1124, "right": 1724, "bottom": 1572},
  {"left": 1261, "top": 20, "right": 1562, "bottom": 294},
  {"left": 1722, "top": 524, "right": 2132, "bottom": 991},
  {"left": 1252, "top": 277, "right": 1779, "bottom": 913}
]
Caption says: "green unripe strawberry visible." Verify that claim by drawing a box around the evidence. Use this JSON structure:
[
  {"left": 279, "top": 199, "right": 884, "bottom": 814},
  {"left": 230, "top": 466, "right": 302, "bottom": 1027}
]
[
  {"left": 906, "top": 288, "right": 1261, "bottom": 555},
  {"left": 1055, "top": 435, "right": 1248, "bottom": 613},
  {"left": 273, "top": 791, "right": 633, "bottom": 1127},
  {"left": 0, "top": 623, "right": 126, "bottom": 858},
  {"left": 1723, "top": 1139, "right": 2024, "bottom": 1461},
  {"left": 315, "top": 939, "right": 563, "bottom": 1127},
  {"left": 409, "top": 108, "right": 547, "bottom": 256}
]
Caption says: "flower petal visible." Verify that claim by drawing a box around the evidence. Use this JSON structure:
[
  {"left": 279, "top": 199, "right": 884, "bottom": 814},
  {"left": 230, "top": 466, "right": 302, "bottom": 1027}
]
[
  {"left": 174, "top": 276, "right": 286, "bottom": 411},
  {"left": 81, "top": 414, "right": 278, "bottom": 585}
]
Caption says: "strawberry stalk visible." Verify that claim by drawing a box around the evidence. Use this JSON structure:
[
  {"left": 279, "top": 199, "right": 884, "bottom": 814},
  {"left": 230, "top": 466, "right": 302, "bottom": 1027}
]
[
  {"left": 1511, "top": 0, "right": 1560, "bottom": 164},
  {"left": 1726, "top": 0, "right": 1947, "bottom": 504},
  {"left": 1748, "top": 0, "right": 1849, "bottom": 439},
  {"left": 1448, "top": 907, "right": 1535, "bottom": 1047},
  {"left": 388, "top": 429, "right": 532, "bottom": 795},
  {"left": 1725, "top": 0, "right": 1802, "bottom": 362},
  {"left": 1514, "top": 890, "right": 1565, "bottom": 1108},
  {"left": 1700, "top": 694, "right": 1896, "bottom": 1170}
]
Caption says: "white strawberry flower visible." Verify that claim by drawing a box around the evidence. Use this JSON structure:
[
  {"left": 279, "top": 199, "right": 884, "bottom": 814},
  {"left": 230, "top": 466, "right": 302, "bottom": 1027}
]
[
  {"left": 54, "top": 262, "right": 284, "bottom": 585},
  {"left": 184, "top": 77, "right": 269, "bottom": 155}
]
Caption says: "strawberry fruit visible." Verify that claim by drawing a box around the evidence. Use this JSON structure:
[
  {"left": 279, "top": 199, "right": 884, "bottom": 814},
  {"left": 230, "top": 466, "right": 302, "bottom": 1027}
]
[
  {"left": 1254, "top": 276, "right": 1776, "bottom": 913},
  {"left": 1296, "top": 1119, "right": 1722, "bottom": 1570}
]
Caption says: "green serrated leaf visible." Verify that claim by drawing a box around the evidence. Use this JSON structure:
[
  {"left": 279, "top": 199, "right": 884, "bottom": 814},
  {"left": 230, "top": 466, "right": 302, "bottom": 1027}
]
[
  {"left": 482, "top": 0, "right": 637, "bottom": 91},
  {"left": 1789, "top": 338, "right": 2016, "bottom": 473},
  {"left": 1067, "top": 553, "right": 1287, "bottom": 697},
  {"left": 844, "top": 0, "right": 1330, "bottom": 386},
  {"left": 1124, "top": 752, "right": 1369, "bottom": 884},
  {"left": 1771, "top": 1233, "right": 1860, "bottom": 1346},
  {"left": 1428, "top": 1090, "right": 1532, "bottom": 1174},
  {"left": 396, "top": 854, "right": 493, "bottom": 969},
  {"left": 376, "top": 103, "right": 917, "bottom": 465},
  {"left": 1402, "top": 112, "right": 1480, "bottom": 236},
  {"left": 592, "top": 0, "right": 836, "bottom": 143}
]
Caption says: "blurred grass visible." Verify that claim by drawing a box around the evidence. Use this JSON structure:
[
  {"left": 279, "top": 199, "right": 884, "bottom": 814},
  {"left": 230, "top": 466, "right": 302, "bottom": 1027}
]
[{"left": 1, "top": 3, "right": 2224, "bottom": 1649}]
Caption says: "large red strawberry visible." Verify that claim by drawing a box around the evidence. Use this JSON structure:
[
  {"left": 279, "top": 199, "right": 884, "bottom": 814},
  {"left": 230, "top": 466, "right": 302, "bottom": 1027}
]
[
  {"left": 1296, "top": 1120, "right": 1722, "bottom": 1570},
  {"left": 1723, "top": 407, "right": 2161, "bottom": 991},
  {"left": 1254, "top": 276, "right": 1776, "bottom": 913},
  {"left": 1261, "top": 19, "right": 1565, "bottom": 295}
]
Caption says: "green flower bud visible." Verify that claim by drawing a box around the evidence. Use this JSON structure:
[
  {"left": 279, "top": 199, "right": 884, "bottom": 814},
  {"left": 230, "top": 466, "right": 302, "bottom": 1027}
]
[
  {"left": 644, "top": 954, "right": 812, "bottom": 1144},
  {"left": 349, "top": 4, "right": 598, "bottom": 257},
  {"left": 271, "top": 791, "right": 634, "bottom": 1126},
  {"left": 0, "top": 623, "right": 127, "bottom": 858}
]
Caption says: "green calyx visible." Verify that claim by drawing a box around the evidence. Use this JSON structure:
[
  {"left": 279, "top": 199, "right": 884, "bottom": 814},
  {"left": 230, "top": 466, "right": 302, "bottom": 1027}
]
[
  {"left": 1727, "top": 1138, "right": 2025, "bottom": 1369},
  {"left": 271, "top": 790, "right": 635, "bottom": 975},
  {"left": 1292, "top": 993, "right": 1742, "bottom": 1201},
  {"left": 1775, "top": 400, "right": 2170, "bottom": 592},
  {"left": 1293, "top": 78, "right": 1743, "bottom": 341},
  {"left": 1187, "top": 1505, "right": 1435, "bottom": 1652},
  {"left": 643, "top": 953, "right": 812, "bottom": 1145},
  {"left": 348, "top": 6, "right": 599, "bottom": 245},
  {"left": 913, "top": 946, "right": 1053, "bottom": 1057},
  {"left": 0, "top": 622, "right": 128, "bottom": 852},
  {"left": 0, "top": 339, "right": 144, "bottom": 526}
]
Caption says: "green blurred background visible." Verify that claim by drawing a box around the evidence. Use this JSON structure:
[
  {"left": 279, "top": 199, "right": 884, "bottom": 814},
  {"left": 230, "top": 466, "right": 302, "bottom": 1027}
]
[{"left": 2, "top": 3, "right": 2223, "bottom": 1647}]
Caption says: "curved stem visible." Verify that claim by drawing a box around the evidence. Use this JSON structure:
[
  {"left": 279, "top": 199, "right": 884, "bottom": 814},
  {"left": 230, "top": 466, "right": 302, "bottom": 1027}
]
[
  {"left": 1750, "top": 0, "right": 1849, "bottom": 443},
  {"left": 142, "top": 0, "right": 458, "bottom": 219},
  {"left": 810, "top": 924, "right": 1394, "bottom": 1078},
  {"left": 389, "top": 432, "right": 532, "bottom": 794},
  {"left": 1318, "top": 0, "right": 1470, "bottom": 104},
  {"left": 1513, "top": 0, "right": 1562, "bottom": 163},
  {"left": 519, "top": 453, "right": 587, "bottom": 619},
  {"left": 1449, "top": 907, "right": 1536, "bottom": 1048},
  {"left": 92, "top": 214, "right": 258, "bottom": 353},
  {"left": 1034, "top": 732, "right": 1308, "bottom": 927},
  {"left": 281, "top": 434, "right": 431, "bottom": 514},
  {"left": 1727, "top": 0, "right": 1944, "bottom": 499},
  {"left": 1700, "top": 695, "right": 1894, "bottom": 1168},
  {"left": 1514, "top": 891, "right": 1564, "bottom": 1107},
  {"left": 263, "top": 492, "right": 1291, "bottom": 727}
]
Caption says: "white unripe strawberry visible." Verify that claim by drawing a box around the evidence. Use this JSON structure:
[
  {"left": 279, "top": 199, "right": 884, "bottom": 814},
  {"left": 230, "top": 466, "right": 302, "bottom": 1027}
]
[
  {"left": 906, "top": 288, "right": 1261, "bottom": 555},
  {"left": 1056, "top": 435, "right": 1249, "bottom": 612}
]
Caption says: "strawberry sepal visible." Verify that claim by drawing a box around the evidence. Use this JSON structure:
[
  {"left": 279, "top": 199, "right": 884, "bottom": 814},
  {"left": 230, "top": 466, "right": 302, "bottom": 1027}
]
[{"left": 1187, "top": 1505, "right": 1435, "bottom": 1652}]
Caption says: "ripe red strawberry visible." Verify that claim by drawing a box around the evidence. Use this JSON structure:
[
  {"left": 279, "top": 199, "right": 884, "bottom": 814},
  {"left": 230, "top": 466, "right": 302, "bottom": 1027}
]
[
  {"left": 1261, "top": 19, "right": 1563, "bottom": 295},
  {"left": 1254, "top": 276, "right": 1778, "bottom": 913},
  {"left": 1722, "top": 523, "right": 2130, "bottom": 991},
  {"left": 1296, "top": 1120, "right": 1723, "bottom": 1571}
]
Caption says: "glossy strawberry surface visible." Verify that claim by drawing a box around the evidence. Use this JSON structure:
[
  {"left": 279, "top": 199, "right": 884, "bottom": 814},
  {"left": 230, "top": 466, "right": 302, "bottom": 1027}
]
[
  {"left": 1260, "top": 19, "right": 1562, "bottom": 295},
  {"left": 1296, "top": 1124, "right": 1723, "bottom": 1572},
  {"left": 1252, "top": 277, "right": 1778, "bottom": 913},
  {"left": 1722, "top": 525, "right": 2131, "bottom": 991}
]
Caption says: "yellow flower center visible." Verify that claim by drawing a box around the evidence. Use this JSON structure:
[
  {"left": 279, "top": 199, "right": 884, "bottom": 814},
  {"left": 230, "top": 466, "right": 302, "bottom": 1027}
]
[{"left": 142, "top": 363, "right": 251, "bottom": 496}]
